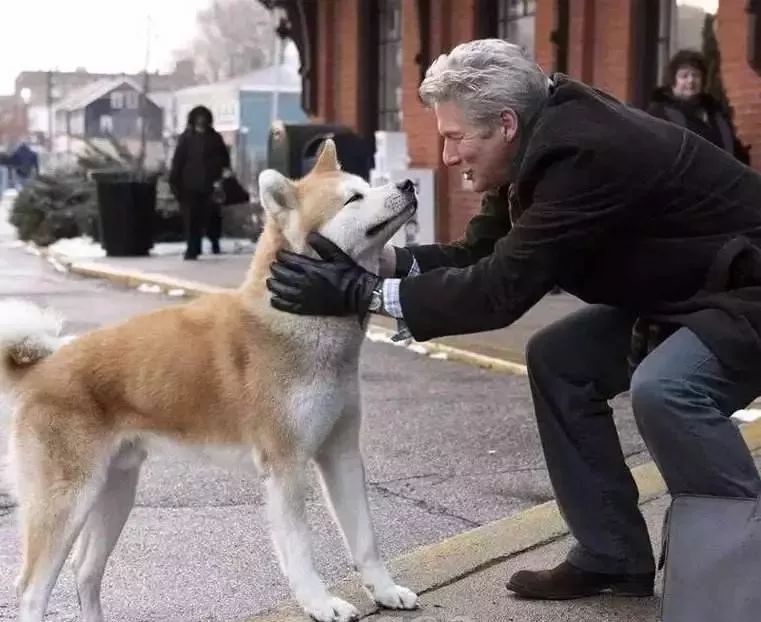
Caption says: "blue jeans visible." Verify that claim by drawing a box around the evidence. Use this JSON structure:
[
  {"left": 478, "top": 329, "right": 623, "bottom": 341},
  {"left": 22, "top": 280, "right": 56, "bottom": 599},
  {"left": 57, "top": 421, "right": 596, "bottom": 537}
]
[{"left": 526, "top": 304, "right": 761, "bottom": 574}]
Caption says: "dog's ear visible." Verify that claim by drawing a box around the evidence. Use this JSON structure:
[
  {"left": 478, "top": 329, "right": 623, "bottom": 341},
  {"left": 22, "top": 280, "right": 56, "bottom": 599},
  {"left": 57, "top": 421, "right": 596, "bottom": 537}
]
[
  {"left": 311, "top": 138, "right": 340, "bottom": 173},
  {"left": 258, "top": 169, "right": 297, "bottom": 221}
]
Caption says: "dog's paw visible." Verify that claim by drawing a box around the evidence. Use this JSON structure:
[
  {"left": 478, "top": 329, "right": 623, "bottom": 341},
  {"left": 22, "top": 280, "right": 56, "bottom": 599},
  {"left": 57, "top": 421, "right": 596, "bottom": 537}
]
[
  {"left": 372, "top": 584, "right": 419, "bottom": 610},
  {"left": 303, "top": 595, "right": 359, "bottom": 622}
]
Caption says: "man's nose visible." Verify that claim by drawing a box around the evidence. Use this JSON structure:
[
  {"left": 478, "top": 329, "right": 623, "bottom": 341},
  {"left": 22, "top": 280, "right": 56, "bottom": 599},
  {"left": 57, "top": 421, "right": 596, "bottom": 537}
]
[
  {"left": 442, "top": 145, "right": 461, "bottom": 167},
  {"left": 396, "top": 179, "right": 415, "bottom": 194}
]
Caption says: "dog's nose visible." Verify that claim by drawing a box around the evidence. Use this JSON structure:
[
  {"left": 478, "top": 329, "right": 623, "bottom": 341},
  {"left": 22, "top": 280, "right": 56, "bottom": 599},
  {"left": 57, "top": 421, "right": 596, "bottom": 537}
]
[{"left": 396, "top": 179, "right": 415, "bottom": 194}]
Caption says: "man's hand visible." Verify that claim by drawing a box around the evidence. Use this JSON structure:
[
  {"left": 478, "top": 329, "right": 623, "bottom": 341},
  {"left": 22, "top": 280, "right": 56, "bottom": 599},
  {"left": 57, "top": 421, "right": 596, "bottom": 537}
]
[{"left": 267, "top": 232, "right": 381, "bottom": 321}]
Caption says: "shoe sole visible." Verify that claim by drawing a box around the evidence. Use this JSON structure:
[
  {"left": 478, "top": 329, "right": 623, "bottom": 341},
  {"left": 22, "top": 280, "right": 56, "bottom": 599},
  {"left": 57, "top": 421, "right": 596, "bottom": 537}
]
[{"left": 505, "top": 579, "right": 653, "bottom": 601}]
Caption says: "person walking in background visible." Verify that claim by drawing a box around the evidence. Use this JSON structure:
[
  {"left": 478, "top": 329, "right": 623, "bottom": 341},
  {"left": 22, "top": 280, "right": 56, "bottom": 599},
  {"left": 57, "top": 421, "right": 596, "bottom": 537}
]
[
  {"left": 169, "top": 105, "right": 231, "bottom": 260},
  {"left": 647, "top": 49, "right": 750, "bottom": 165}
]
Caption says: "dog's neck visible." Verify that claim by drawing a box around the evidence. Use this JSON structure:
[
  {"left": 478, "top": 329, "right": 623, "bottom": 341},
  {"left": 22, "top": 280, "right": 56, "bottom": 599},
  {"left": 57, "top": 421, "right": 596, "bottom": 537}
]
[{"left": 242, "top": 223, "right": 288, "bottom": 297}]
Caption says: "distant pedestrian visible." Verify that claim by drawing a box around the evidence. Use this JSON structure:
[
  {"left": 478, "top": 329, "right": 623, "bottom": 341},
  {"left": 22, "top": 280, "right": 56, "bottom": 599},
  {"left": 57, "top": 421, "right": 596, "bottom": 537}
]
[
  {"left": 647, "top": 50, "right": 750, "bottom": 164},
  {"left": 8, "top": 142, "right": 39, "bottom": 188},
  {"left": 169, "top": 106, "right": 231, "bottom": 260}
]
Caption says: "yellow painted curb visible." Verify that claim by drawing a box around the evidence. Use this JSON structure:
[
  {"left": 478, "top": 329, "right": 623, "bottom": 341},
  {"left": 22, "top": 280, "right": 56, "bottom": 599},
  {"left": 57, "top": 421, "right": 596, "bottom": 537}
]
[
  {"left": 65, "top": 260, "right": 226, "bottom": 296},
  {"left": 367, "top": 325, "right": 528, "bottom": 376}
]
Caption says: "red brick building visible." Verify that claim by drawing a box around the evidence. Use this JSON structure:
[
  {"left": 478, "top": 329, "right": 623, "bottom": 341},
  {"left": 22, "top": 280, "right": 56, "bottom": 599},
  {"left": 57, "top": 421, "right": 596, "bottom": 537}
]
[{"left": 268, "top": 0, "right": 761, "bottom": 243}]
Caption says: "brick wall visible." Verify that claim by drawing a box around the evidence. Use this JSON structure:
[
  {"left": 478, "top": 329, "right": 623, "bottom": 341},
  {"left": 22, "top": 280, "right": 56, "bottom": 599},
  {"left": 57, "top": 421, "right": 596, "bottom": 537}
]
[
  {"left": 594, "top": 0, "right": 635, "bottom": 101},
  {"left": 333, "top": 0, "right": 361, "bottom": 129},
  {"left": 560, "top": 0, "right": 634, "bottom": 101},
  {"left": 717, "top": 2, "right": 761, "bottom": 170},
  {"left": 315, "top": 1, "right": 335, "bottom": 122},
  {"left": 535, "top": 0, "right": 556, "bottom": 71}
]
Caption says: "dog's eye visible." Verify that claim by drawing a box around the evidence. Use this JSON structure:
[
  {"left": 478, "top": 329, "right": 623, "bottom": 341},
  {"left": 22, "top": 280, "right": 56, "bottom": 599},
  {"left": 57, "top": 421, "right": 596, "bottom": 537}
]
[{"left": 344, "top": 193, "right": 364, "bottom": 205}]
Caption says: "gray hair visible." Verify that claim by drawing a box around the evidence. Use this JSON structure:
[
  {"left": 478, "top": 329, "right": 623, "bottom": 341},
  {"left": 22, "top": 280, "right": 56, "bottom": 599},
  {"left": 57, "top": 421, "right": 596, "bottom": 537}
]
[{"left": 419, "top": 39, "right": 549, "bottom": 129}]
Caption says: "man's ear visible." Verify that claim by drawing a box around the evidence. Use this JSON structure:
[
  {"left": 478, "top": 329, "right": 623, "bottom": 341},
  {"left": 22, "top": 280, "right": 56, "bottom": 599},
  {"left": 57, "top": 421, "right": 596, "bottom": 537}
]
[
  {"left": 258, "top": 169, "right": 297, "bottom": 224},
  {"left": 499, "top": 109, "right": 519, "bottom": 142}
]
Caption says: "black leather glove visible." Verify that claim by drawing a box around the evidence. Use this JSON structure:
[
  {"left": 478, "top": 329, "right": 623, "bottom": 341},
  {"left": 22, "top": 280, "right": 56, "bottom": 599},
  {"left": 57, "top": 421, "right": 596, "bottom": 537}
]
[
  {"left": 267, "top": 232, "right": 381, "bottom": 321},
  {"left": 393, "top": 246, "right": 414, "bottom": 277}
]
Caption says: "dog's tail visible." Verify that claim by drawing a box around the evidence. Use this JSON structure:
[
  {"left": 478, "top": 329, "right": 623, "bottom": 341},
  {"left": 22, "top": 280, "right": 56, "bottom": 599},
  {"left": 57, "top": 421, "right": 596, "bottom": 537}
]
[{"left": 0, "top": 299, "right": 65, "bottom": 392}]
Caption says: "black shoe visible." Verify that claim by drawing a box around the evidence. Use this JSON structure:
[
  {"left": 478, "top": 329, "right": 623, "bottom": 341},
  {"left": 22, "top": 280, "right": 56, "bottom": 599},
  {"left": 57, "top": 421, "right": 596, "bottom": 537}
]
[
  {"left": 506, "top": 561, "right": 654, "bottom": 600},
  {"left": 184, "top": 252, "right": 199, "bottom": 261}
]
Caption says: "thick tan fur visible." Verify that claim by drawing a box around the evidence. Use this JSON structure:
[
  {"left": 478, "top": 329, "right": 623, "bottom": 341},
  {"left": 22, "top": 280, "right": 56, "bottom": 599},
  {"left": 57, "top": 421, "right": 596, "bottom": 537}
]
[{"left": 1, "top": 140, "right": 419, "bottom": 622}]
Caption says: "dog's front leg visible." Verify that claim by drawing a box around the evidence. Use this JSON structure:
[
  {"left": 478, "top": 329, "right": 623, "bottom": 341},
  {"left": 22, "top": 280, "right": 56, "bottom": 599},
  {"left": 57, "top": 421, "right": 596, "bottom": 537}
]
[
  {"left": 265, "top": 462, "right": 360, "bottom": 622},
  {"left": 315, "top": 412, "right": 418, "bottom": 611}
]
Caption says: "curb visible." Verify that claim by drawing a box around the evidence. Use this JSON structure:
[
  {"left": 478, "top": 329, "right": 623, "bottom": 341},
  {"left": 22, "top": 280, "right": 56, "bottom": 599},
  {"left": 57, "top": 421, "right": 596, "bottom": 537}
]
[
  {"left": 243, "top": 419, "right": 761, "bottom": 621},
  {"left": 47, "top": 251, "right": 529, "bottom": 374}
]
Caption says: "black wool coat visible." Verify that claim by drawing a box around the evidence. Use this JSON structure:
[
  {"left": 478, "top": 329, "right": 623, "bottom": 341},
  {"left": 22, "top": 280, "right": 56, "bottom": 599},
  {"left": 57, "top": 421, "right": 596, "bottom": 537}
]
[
  {"left": 399, "top": 74, "right": 761, "bottom": 375},
  {"left": 169, "top": 127, "right": 231, "bottom": 197}
]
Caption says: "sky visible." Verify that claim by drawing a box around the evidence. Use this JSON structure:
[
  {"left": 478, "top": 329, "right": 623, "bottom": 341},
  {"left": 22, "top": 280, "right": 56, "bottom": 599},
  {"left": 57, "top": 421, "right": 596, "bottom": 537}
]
[
  {"left": 0, "top": 0, "right": 212, "bottom": 94},
  {"left": 0, "top": 0, "right": 721, "bottom": 96},
  {"left": 679, "top": 0, "right": 719, "bottom": 12}
]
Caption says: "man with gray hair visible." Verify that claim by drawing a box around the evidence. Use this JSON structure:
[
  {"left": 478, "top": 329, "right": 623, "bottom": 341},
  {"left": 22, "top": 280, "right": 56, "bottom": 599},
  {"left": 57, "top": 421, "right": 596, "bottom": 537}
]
[{"left": 267, "top": 39, "right": 761, "bottom": 601}]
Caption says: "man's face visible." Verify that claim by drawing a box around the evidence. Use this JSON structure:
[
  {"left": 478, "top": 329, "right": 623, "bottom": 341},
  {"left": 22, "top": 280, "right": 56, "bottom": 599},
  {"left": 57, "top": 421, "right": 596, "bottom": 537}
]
[
  {"left": 435, "top": 100, "right": 518, "bottom": 193},
  {"left": 673, "top": 66, "right": 703, "bottom": 99},
  {"left": 194, "top": 117, "right": 208, "bottom": 133}
]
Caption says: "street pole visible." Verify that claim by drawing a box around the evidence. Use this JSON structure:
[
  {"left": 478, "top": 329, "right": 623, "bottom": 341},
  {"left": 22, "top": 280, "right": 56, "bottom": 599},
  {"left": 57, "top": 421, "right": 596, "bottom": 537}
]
[
  {"left": 46, "top": 70, "right": 53, "bottom": 152},
  {"left": 137, "top": 13, "right": 152, "bottom": 172},
  {"left": 270, "top": 8, "right": 285, "bottom": 127}
]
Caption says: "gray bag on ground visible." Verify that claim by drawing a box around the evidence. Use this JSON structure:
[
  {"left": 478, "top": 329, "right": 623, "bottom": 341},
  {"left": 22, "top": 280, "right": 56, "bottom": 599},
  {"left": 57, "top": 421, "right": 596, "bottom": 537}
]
[{"left": 659, "top": 493, "right": 761, "bottom": 621}]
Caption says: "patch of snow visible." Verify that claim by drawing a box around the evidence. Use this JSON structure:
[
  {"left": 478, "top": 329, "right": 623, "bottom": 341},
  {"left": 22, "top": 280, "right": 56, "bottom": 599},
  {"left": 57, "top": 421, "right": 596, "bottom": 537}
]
[
  {"left": 167, "top": 288, "right": 186, "bottom": 297},
  {"left": 47, "top": 257, "right": 69, "bottom": 273},
  {"left": 429, "top": 352, "right": 449, "bottom": 360},
  {"left": 365, "top": 330, "right": 393, "bottom": 344},
  {"left": 137, "top": 283, "right": 162, "bottom": 294},
  {"left": 48, "top": 237, "right": 105, "bottom": 259},
  {"left": 46, "top": 236, "right": 256, "bottom": 261},
  {"left": 731, "top": 409, "right": 761, "bottom": 423}
]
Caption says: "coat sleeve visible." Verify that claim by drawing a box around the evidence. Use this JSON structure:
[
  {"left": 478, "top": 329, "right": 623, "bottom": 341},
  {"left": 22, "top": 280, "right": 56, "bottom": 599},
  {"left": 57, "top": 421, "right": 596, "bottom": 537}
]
[
  {"left": 169, "top": 134, "right": 187, "bottom": 197},
  {"left": 399, "top": 148, "right": 632, "bottom": 341},
  {"left": 407, "top": 185, "right": 512, "bottom": 272},
  {"left": 218, "top": 132, "right": 231, "bottom": 169},
  {"left": 645, "top": 101, "right": 668, "bottom": 122}
]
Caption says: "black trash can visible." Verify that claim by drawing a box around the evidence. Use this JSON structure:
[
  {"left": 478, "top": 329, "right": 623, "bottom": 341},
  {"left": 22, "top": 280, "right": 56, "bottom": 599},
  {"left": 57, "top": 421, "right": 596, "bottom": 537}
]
[
  {"left": 268, "top": 122, "right": 373, "bottom": 180},
  {"left": 93, "top": 171, "right": 157, "bottom": 256}
]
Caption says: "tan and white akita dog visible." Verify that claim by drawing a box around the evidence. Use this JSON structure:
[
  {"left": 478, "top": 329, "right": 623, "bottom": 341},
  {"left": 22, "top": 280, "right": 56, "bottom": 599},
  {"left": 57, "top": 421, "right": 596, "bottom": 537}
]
[{"left": 0, "top": 140, "right": 419, "bottom": 622}]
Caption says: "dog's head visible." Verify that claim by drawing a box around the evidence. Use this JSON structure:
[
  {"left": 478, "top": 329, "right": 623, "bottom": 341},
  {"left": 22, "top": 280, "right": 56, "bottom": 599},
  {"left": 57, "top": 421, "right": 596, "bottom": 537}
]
[{"left": 257, "top": 139, "right": 417, "bottom": 270}]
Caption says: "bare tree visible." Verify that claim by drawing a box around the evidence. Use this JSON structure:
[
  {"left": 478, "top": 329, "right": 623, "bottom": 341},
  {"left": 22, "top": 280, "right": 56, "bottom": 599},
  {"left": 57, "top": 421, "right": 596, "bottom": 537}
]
[{"left": 176, "top": 0, "right": 276, "bottom": 83}]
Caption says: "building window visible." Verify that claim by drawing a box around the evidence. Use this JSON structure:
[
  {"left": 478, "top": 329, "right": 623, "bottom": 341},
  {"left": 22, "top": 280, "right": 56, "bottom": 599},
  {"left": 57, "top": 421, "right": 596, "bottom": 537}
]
[
  {"left": 126, "top": 91, "right": 139, "bottom": 109},
  {"left": 377, "top": 0, "right": 402, "bottom": 131},
  {"left": 111, "top": 92, "right": 124, "bottom": 109},
  {"left": 497, "top": 0, "right": 536, "bottom": 58},
  {"left": 70, "top": 111, "right": 84, "bottom": 135},
  {"left": 99, "top": 114, "right": 113, "bottom": 134}
]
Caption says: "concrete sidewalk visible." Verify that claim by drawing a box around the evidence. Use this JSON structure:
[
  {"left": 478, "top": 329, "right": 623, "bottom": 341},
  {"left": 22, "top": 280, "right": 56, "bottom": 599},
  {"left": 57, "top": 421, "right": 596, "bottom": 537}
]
[{"left": 42, "top": 239, "right": 586, "bottom": 369}]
